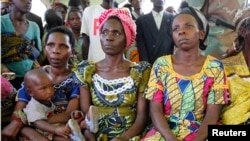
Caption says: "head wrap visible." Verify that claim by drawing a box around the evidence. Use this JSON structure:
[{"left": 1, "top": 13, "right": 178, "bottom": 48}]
[
  {"left": 51, "top": 2, "right": 68, "bottom": 10},
  {"left": 99, "top": 8, "right": 136, "bottom": 48},
  {"left": 233, "top": 8, "right": 250, "bottom": 32},
  {"left": 177, "top": 6, "right": 209, "bottom": 50}
]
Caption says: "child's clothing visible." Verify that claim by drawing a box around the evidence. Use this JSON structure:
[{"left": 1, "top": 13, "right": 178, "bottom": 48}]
[
  {"left": 23, "top": 97, "right": 55, "bottom": 140},
  {"left": 23, "top": 97, "right": 55, "bottom": 124}
]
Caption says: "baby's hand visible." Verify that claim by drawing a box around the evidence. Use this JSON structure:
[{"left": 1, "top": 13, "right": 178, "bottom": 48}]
[{"left": 54, "top": 126, "right": 71, "bottom": 139}]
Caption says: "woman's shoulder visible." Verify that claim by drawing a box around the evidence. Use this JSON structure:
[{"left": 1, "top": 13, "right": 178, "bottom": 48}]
[
  {"left": 206, "top": 55, "right": 224, "bottom": 67},
  {"left": 152, "top": 55, "right": 172, "bottom": 66},
  {"left": 221, "top": 52, "right": 244, "bottom": 66},
  {"left": 73, "top": 60, "right": 96, "bottom": 75},
  {"left": 135, "top": 61, "right": 151, "bottom": 67},
  {"left": 77, "top": 60, "right": 95, "bottom": 67}
]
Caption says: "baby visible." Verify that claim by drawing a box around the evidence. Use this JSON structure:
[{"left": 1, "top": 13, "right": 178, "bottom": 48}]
[{"left": 23, "top": 69, "right": 85, "bottom": 141}]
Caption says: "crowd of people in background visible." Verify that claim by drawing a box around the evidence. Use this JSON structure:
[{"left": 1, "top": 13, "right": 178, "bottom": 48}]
[{"left": 1, "top": 0, "right": 249, "bottom": 141}]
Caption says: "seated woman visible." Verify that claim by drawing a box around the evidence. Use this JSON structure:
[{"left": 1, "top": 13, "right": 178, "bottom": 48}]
[
  {"left": 220, "top": 8, "right": 250, "bottom": 125},
  {"left": 2, "top": 26, "right": 81, "bottom": 141},
  {"left": 73, "top": 8, "right": 151, "bottom": 140},
  {"left": 141, "top": 5, "right": 229, "bottom": 141}
]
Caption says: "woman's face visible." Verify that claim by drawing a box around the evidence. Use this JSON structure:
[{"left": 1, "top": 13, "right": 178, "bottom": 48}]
[
  {"left": 45, "top": 32, "right": 72, "bottom": 68},
  {"left": 100, "top": 18, "right": 126, "bottom": 56},
  {"left": 171, "top": 14, "right": 205, "bottom": 50}
]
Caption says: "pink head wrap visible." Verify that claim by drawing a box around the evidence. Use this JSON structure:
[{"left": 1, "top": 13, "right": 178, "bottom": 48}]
[{"left": 99, "top": 8, "right": 136, "bottom": 48}]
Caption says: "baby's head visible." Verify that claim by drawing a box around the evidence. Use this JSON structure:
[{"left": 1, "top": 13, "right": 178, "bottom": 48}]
[{"left": 24, "top": 69, "right": 54, "bottom": 103}]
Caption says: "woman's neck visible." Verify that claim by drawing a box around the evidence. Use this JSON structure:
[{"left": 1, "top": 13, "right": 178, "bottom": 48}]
[
  {"left": 50, "top": 66, "right": 70, "bottom": 76},
  {"left": 72, "top": 29, "right": 80, "bottom": 40},
  {"left": 49, "top": 66, "right": 71, "bottom": 84},
  {"left": 10, "top": 10, "right": 27, "bottom": 21},
  {"left": 104, "top": 55, "right": 127, "bottom": 67},
  {"left": 174, "top": 49, "right": 202, "bottom": 65}
]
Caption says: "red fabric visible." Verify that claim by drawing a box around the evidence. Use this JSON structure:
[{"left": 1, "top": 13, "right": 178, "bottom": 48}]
[
  {"left": 99, "top": 8, "right": 136, "bottom": 48},
  {"left": 51, "top": 2, "right": 67, "bottom": 10}
]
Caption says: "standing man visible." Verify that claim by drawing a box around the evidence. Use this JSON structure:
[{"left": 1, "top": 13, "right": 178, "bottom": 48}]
[
  {"left": 81, "top": 0, "right": 115, "bottom": 63},
  {"left": 130, "top": 0, "right": 144, "bottom": 20},
  {"left": 136, "top": 0, "right": 174, "bottom": 64}
]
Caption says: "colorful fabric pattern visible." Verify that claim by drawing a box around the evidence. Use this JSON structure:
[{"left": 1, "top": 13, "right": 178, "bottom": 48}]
[
  {"left": 221, "top": 52, "right": 250, "bottom": 125},
  {"left": 1, "top": 32, "right": 40, "bottom": 63},
  {"left": 142, "top": 55, "right": 229, "bottom": 141},
  {"left": 73, "top": 60, "right": 151, "bottom": 140},
  {"left": 17, "top": 65, "right": 80, "bottom": 114},
  {"left": 1, "top": 14, "right": 42, "bottom": 77},
  {"left": 124, "top": 41, "right": 140, "bottom": 62}
]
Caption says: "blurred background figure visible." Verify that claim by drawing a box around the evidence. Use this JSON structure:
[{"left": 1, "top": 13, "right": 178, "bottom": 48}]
[
  {"left": 81, "top": 0, "right": 90, "bottom": 10},
  {"left": 186, "top": 0, "right": 247, "bottom": 59},
  {"left": 67, "top": 8, "right": 85, "bottom": 63},
  {"left": 130, "top": 0, "right": 144, "bottom": 20},
  {"left": 136, "top": 0, "right": 174, "bottom": 65},
  {"left": 51, "top": 2, "right": 68, "bottom": 24},
  {"left": 1, "top": 0, "right": 10, "bottom": 15},
  {"left": 166, "top": 6, "right": 176, "bottom": 14},
  {"left": 80, "top": 0, "right": 116, "bottom": 63},
  {"left": 67, "top": 0, "right": 90, "bottom": 12},
  {"left": 68, "top": 0, "right": 84, "bottom": 12},
  {"left": 39, "top": 9, "right": 63, "bottom": 66}
]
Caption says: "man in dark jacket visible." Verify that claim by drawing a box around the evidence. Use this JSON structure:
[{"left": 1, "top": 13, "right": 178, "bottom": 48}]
[{"left": 136, "top": 0, "right": 174, "bottom": 64}]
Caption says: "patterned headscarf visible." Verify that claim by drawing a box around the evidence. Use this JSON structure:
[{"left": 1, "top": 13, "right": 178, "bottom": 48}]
[
  {"left": 177, "top": 6, "right": 209, "bottom": 50},
  {"left": 99, "top": 8, "right": 136, "bottom": 48}
]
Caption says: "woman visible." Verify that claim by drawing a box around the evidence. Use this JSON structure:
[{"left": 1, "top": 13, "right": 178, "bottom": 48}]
[
  {"left": 2, "top": 26, "right": 81, "bottom": 141},
  {"left": 74, "top": 9, "right": 151, "bottom": 140},
  {"left": 141, "top": 6, "right": 229, "bottom": 141},
  {"left": 1, "top": 0, "right": 42, "bottom": 90},
  {"left": 220, "top": 8, "right": 250, "bottom": 125}
]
